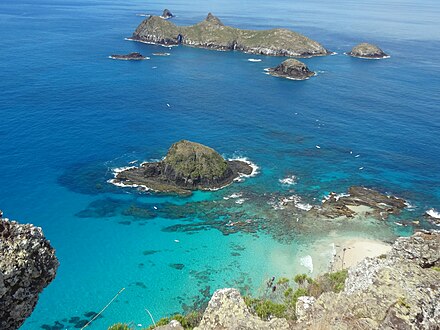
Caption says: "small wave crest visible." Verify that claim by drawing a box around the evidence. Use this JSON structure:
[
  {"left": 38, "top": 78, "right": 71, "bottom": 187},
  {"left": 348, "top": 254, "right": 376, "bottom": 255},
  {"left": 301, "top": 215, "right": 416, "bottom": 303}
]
[
  {"left": 300, "top": 255, "right": 314, "bottom": 273},
  {"left": 426, "top": 208, "right": 440, "bottom": 219},
  {"left": 279, "top": 175, "right": 296, "bottom": 186}
]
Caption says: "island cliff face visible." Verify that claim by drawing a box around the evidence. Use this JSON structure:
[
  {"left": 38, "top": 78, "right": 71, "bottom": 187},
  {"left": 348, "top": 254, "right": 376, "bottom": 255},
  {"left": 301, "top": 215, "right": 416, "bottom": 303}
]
[
  {"left": 0, "top": 217, "right": 59, "bottom": 330},
  {"left": 131, "top": 13, "right": 330, "bottom": 57},
  {"left": 268, "top": 59, "right": 315, "bottom": 80},
  {"left": 112, "top": 140, "right": 253, "bottom": 194}
]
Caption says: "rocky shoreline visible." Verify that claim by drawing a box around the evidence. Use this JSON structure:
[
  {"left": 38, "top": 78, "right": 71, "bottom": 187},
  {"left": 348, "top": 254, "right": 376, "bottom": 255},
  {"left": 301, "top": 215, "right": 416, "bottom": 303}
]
[
  {"left": 131, "top": 13, "right": 330, "bottom": 57},
  {"left": 129, "top": 230, "right": 440, "bottom": 330},
  {"left": 110, "top": 140, "right": 254, "bottom": 194}
]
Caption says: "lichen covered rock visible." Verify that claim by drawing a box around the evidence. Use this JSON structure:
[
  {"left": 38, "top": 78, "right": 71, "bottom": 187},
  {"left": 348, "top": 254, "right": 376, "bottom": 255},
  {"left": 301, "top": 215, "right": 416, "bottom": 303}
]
[
  {"left": 194, "top": 288, "right": 291, "bottom": 330},
  {"left": 348, "top": 43, "right": 389, "bottom": 59},
  {"left": 0, "top": 217, "right": 59, "bottom": 330}
]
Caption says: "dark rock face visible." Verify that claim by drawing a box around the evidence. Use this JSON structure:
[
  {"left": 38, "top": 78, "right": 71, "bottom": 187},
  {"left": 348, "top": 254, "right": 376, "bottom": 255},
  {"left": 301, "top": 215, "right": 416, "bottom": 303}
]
[
  {"left": 348, "top": 43, "right": 389, "bottom": 59},
  {"left": 0, "top": 217, "right": 59, "bottom": 330},
  {"left": 161, "top": 9, "right": 174, "bottom": 19},
  {"left": 311, "top": 186, "right": 407, "bottom": 219},
  {"left": 131, "top": 13, "right": 329, "bottom": 57},
  {"left": 111, "top": 140, "right": 253, "bottom": 194},
  {"left": 268, "top": 59, "right": 315, "bottom": 80},
  {"left": 109, "top": 52, "right": 147, "bottom": 60}
]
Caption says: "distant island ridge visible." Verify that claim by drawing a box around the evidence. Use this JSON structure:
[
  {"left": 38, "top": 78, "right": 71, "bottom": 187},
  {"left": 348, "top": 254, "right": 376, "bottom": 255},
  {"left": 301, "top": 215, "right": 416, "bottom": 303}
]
[{"left": 129, "top": 13, "right": 330, "bottom": 57}]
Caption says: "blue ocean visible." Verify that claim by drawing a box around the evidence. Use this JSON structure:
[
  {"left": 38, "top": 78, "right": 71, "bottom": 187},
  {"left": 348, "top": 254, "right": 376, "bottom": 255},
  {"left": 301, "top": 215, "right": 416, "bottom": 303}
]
[{"left": 1, "top": 0, "right": 439, "bottom": 328}]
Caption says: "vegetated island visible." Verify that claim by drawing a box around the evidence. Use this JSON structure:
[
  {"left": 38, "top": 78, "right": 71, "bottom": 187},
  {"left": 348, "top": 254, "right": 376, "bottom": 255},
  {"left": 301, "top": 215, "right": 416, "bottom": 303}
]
[
  {"left": 347, "top": 42, "right": 389, "bottom": 59},
  {"left": 109, "top": 52, "right": 148, "bottom": 60},
  {"left": 110, "top": 140, "right": 254, "bottom": 195},
  {"left": 129, "top": 13, "right": 330, "bottom": 57},
  {"left": 267, "top": 59, "right": 315, "bottom": 80}
]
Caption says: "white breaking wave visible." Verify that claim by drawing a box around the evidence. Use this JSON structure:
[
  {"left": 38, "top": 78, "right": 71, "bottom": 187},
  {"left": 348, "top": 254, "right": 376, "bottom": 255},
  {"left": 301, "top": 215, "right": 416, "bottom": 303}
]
[
  {"left": 279, "top": 175, "right": 297, "bottom": 186},
  {"left": 300, "top": 255, "right": 314, "bottom": 273},
  {"left": 272, "top": 194, "right": 313, "bottom": 211},
  {"left": 223, "top": 192, "right": 243, "bottom": 200},
  {"left": 248, "top": 58, "right": 262, "bottom": 62},
  {"left": 426, "top": 209, "right": 440, "bottom": 219},
  {"left": 228, "top": 157, "right": 259, "bottom": 179}
]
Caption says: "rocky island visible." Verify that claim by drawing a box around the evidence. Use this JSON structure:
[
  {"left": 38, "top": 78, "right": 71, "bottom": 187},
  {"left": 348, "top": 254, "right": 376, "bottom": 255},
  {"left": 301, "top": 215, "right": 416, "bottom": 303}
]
[
  {"left": 111, "top": 140, "right": 254, "bottom": 194},
  {"left": 161, "top": 9, "right": 174, "bottom": 19},
  {"left": 347, "top": 43, "right": 389, "bottom": 59},
  {"left": 130, "top": 13, "right": 330, "bottom": 57},
  {"left": 0, "top": 214, "right": 59, "bottom": 330},
  {"left": 109, "top": 52, "right": 148, "bottom": 60},
  {"left": 267, "top": 59, "right": 315, "bottom": 80}
]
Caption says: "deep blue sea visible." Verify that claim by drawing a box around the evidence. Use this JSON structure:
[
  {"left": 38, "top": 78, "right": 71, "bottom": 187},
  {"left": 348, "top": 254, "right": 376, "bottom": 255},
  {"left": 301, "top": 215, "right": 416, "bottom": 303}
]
[{"left": 1, "top": 0, "right": 439, "bottom": 328}]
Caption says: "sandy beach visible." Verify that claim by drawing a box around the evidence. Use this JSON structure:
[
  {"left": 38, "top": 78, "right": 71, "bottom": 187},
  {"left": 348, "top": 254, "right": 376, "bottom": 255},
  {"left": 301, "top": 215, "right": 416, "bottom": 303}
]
[{"left": 332, "top": 238, "right": 392, "bottom": 270}]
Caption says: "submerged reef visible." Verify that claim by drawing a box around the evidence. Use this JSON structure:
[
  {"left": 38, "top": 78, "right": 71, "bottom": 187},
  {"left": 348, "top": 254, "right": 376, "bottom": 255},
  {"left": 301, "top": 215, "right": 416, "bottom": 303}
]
[
  {"left": 131, "top": 13, "right": 329, "bottom": 57},
  {"left": 267, "top": 59, "right": 315, "bottom": 80},
  {"left": 347, "top": 43, "right": 389, "bottom": 59},
  {"left": 111, "top": 140, "right": 253, "bottom": 194},
  {"left": 0, "top": 214, "right": 59, "bottom": 330}
]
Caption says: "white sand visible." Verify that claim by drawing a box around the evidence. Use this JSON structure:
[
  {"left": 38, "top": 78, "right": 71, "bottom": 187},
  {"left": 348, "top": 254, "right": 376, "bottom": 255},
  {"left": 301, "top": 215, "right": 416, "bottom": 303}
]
[{"left": 333, "top": 239, "right": 391, "bottom": 269}]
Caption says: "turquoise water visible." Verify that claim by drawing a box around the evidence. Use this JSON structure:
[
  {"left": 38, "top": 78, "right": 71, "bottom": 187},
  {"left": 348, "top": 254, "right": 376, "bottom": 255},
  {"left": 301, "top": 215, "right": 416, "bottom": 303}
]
[{"left": 1, "top": 0, "right": 439, "bottom": 328}]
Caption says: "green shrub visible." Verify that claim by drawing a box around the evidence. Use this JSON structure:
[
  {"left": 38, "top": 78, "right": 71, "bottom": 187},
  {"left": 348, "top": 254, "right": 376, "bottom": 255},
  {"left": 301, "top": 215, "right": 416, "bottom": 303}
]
[
  {"left": 290, "top": 288, "right": 308, "bottom": 306},
  {"left": 108, "top": 323, "right": 132, "bottom": 330},
  {"left": 277, "top": 277, "right": 289, "bottom": 285},
  {"left": 146, "top": 312, "right": 201, "bottom": 330},
  {"left": 431, "top": 266, "right": 440, "bottom": 272},
  {"left": 244, "top": 297, "right": 287, "bottom": 320}
]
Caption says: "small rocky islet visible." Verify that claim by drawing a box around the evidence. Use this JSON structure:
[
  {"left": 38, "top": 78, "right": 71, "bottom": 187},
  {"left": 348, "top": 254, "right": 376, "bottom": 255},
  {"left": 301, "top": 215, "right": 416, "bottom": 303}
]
[
  {"left": 111, "top": 140, "right": 253, "bottom": 195},
  {"left": 109, "top": 52, "right": 148, "bottom": 60},
  {"left": 267, "top": 58, "right": 315, "bottom": 80},
  {"left": 347, "top": 42, "right": 389, "bottom": 59}
]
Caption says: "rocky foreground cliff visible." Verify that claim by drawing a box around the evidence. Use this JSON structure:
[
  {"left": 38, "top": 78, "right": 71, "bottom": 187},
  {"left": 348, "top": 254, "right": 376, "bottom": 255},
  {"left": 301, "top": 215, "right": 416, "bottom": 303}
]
[
  {"left": 0, "top": 216, "right": 59, "bottom": 330},
  {"left": 131, "top": 13, "right": 329, "bottom": 57},
  {"left": 139, "top": 230, "right": 439, "bottom": 330}
]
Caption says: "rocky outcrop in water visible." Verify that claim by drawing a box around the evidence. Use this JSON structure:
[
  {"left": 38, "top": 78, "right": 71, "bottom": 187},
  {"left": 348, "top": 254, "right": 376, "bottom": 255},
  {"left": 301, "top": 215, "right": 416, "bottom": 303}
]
[
  {"left": 194, "top": 288, "right": 291, "bottom": 330},
  {"left": 161, "top": 9, "right": 174, "bottom": 19},
  {"left": 131, "top": 13, "right": 329, "bottom": 57},
  {"left": 109, "top": 52, "right": 147, "bottom": 60},
  {"left": 311, "top": 186, "right": 407, "bottom": 219},
  {"left": 348, "top": 43, "right": 389, "bottom": 59},
  {"left": 268, "top": 59, "right": 315, "bottom": 80},
  {"left": 111, "top": 140, "right": 253, "bottom": 194},
  {"left": 0, "top": 216, "right": 59, "bottom": 330}
]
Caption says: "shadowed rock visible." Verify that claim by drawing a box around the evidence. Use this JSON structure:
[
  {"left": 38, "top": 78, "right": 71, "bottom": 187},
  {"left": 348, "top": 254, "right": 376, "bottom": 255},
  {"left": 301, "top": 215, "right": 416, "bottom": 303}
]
[
  {"left": 0, "top": 217, "right": 59, "bottom": 330},
  {"left": 268, "top": 59, "right": 315, "bottom": 80},
  {"left": 161, "top": 9, "right": 174, "bottom": 19},
  {"left": 131, "top": 13, "right": 330, "bottom": 57},
  {"left": 109, "top": 52, "right": 147, "bottom": 60},
  {"left": 348, "top": 43, "right": 389, "bottom": 59},
  {"left": 111, "top": 140, "right": 253, "bottom": 194}
]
